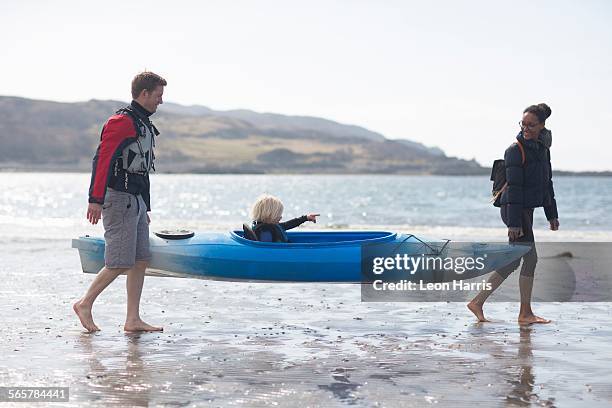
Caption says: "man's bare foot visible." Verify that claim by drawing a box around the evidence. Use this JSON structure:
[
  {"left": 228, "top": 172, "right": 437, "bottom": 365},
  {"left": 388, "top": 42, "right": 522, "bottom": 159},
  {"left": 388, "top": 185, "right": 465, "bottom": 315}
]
[
  {"left": 73, "top": 300, "right": 100, "bottom": 332},
  {"left": 124, "top": 319, "right": 163, "bottom": 332},
  {"left": 467, "top": 301, "right": 490, "bottom": 322},
  {"left": 518, "top": 315, "right": 551, "bottom": 325}
]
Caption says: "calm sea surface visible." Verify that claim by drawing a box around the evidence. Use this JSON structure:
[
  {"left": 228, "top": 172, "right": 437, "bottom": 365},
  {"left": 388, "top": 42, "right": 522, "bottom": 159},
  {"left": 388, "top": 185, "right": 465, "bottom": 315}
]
[{"left": 0, "top": 173, "right": 610, "bottom": 233}]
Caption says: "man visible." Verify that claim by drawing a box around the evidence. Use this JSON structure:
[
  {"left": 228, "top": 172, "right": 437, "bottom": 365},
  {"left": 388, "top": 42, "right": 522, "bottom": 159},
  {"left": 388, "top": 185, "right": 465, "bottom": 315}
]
[{"left": 74, "top": 72, "right": 166, "bottom": 333}]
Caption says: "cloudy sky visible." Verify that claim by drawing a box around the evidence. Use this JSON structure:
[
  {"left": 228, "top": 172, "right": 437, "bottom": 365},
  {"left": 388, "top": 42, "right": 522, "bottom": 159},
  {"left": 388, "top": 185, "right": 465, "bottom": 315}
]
[{"left": 1, "top": 0, "right": 610, "bottom": 171}]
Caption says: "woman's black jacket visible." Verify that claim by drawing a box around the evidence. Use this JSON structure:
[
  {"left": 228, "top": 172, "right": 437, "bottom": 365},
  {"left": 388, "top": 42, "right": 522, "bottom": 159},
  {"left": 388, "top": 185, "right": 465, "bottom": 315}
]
[{"left": 499, "top": 132, "right": 558, "bottom": 229}]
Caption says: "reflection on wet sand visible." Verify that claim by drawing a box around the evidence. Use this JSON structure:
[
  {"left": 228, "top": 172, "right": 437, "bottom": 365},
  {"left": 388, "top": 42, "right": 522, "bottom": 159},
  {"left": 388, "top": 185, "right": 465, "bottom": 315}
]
[
  {"left": 3, "top": 301, "right": 610, "bottom": 407},
  {"left": 2, "top": 236, "right": 611, "bottom": 407},
  {"left": 505, "top": 326, "right": 555, "bottom": 407},
  {"left": 76, "top": 334, "right": 152, "bottom": 406}
]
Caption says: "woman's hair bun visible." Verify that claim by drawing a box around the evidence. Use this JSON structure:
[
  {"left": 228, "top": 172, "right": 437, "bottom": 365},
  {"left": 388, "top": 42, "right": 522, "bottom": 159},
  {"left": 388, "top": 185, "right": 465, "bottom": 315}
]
[
  {"left": 536, "top": 103, "right": 552, "bottom": 120},
  {"left": 524, "top": 103, "right": 552, "bottom": 123}
]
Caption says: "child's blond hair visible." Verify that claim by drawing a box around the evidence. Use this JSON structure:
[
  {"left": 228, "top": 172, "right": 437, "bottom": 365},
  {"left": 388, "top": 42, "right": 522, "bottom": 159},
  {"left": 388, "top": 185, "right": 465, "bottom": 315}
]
[{"left": 251, "top": 194, "right": 284, "bottom": 224}]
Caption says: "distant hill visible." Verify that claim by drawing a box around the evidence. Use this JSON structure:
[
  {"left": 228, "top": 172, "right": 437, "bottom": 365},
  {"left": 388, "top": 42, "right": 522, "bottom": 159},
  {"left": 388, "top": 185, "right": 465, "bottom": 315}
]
[{"left": 0, "top": 96, "right": 484, "bottom": 174}]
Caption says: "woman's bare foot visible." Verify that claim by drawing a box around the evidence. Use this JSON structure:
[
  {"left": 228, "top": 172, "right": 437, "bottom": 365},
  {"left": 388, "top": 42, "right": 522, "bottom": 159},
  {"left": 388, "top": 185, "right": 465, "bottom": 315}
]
[
  {"left": 124, "top": 319, "right": 163, "bottom": 332},
  {"left": 73, "top": 300, "right": 100, "bottom": 332},
  {"left": 518, "top": 314, "right": 551, "bottom": 325},
  {"left": 467, "top": 301, "right": 490, "bottom": 322}
]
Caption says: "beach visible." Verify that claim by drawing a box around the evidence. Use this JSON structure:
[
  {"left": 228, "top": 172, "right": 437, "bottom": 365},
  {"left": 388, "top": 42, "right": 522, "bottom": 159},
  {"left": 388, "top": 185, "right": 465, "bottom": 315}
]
[
  {"left": 2, "top": 0, "right": 611, "bottom": 404},
  {"left": 1, "top": 173, "right": 612, "bottom": 407},
  {"left": 2, "top": 235, "right": 612, "bottom": 407}
]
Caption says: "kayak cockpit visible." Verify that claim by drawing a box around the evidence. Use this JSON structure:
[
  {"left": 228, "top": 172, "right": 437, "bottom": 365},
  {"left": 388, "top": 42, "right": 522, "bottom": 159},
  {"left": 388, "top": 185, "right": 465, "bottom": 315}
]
[{"left": 230, "top": 230, "right": 397, "bottom": 246}]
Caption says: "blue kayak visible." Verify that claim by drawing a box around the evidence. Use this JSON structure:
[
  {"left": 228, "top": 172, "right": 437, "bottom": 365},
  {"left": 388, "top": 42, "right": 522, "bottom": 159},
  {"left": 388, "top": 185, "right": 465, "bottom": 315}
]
[{"left": 72, "top": 231, "right": 529, "bottom": 282}]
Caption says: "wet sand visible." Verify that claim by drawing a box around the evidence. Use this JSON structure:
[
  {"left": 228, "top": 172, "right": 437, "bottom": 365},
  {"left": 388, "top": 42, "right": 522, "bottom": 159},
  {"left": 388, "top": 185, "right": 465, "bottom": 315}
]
[{"left": 1, "top": 234, "right": 612, "bottom": 407}]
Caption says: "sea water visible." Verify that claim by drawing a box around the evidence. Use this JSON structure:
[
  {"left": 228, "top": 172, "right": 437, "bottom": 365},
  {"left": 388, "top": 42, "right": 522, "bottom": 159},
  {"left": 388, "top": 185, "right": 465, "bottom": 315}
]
[
  {"left": 1, "top": 173, "right": 611, "bottom": 407},
  {"left": 1, "top": 173, "right": 610, "bottom": 236}
]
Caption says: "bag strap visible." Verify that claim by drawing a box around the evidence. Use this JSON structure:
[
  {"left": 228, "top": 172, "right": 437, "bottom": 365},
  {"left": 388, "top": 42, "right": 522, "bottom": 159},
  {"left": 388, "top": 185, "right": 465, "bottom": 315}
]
[{"left": 515, "top": 139, "right": 526, "bottom": 166}]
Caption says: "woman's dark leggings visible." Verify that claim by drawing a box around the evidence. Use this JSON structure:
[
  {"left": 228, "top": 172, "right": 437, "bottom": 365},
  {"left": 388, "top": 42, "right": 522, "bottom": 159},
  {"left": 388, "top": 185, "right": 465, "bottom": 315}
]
[{"left": 497, "top": 207, "right": 537, "bottom": 278}]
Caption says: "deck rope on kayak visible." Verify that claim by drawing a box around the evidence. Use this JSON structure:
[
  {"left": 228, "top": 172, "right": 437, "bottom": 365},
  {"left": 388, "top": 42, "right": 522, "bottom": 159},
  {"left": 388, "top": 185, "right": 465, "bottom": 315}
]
[{"left": 383, "top": 234, "right": 451, "bottom": 259}]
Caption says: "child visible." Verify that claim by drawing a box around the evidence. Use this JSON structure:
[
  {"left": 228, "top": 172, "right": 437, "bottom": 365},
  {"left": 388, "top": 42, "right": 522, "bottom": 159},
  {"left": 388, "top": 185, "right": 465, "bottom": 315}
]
[{"left": 250, "top": 194, "right": 319, "bottom": 242}]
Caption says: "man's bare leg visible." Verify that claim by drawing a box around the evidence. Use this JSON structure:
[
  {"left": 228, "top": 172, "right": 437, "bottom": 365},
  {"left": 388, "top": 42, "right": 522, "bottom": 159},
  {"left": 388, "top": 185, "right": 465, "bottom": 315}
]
[
  {"left": 124, "top": 260, "right": 163, "bottom": 332},
  {"left": 467, "top": 271, "right": 507, "bottom": 322},
  {"left": 74, "top": 267, "right": 127, "bottom": 332},
  {"left": 518, "top": 275, "right": 551, "bottom": 325}
]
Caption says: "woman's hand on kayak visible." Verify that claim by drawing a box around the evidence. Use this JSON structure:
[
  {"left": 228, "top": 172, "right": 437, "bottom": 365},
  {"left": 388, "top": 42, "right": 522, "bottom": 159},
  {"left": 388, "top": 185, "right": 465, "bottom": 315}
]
[
  {"left": 307, "top": 213, "right": 320, "bottom": 223},
  {"left": 549, "top": 218, "right": 559, "bottom": 231},
  {"left": 508, "top": 227, "right": 522, "bottom": 241},
  {"left": 87, "top": 203, "right": 103, "bottom": 225}
]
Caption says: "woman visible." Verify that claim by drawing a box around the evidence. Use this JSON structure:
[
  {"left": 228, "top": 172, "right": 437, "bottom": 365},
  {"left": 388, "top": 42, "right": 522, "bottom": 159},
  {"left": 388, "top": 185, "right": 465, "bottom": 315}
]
[{"left": 468, "top": 103, "right": 559, "bottom": 324}]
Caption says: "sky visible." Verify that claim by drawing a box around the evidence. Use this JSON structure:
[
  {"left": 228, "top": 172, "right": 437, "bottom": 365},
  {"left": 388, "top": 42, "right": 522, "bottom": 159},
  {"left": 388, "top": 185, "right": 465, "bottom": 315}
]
[{"left": 1, "top": 0, "right": 611, "bottom": 171}]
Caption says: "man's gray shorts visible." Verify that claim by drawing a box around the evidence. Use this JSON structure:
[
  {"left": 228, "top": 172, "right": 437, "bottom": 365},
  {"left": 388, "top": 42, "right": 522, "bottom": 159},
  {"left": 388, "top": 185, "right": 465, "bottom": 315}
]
[{"left": 102, "top": 188, "right": 151, "bottom": 269}]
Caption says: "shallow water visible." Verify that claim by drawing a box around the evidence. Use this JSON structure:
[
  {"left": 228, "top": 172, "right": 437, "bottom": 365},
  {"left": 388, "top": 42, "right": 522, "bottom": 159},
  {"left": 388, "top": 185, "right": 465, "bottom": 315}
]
[
  {"left": 1, "top": 173, "right": 612, "bottom": 406},
  {"left": 1, "top": 238, "right": 612, "bottom": 407}
]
